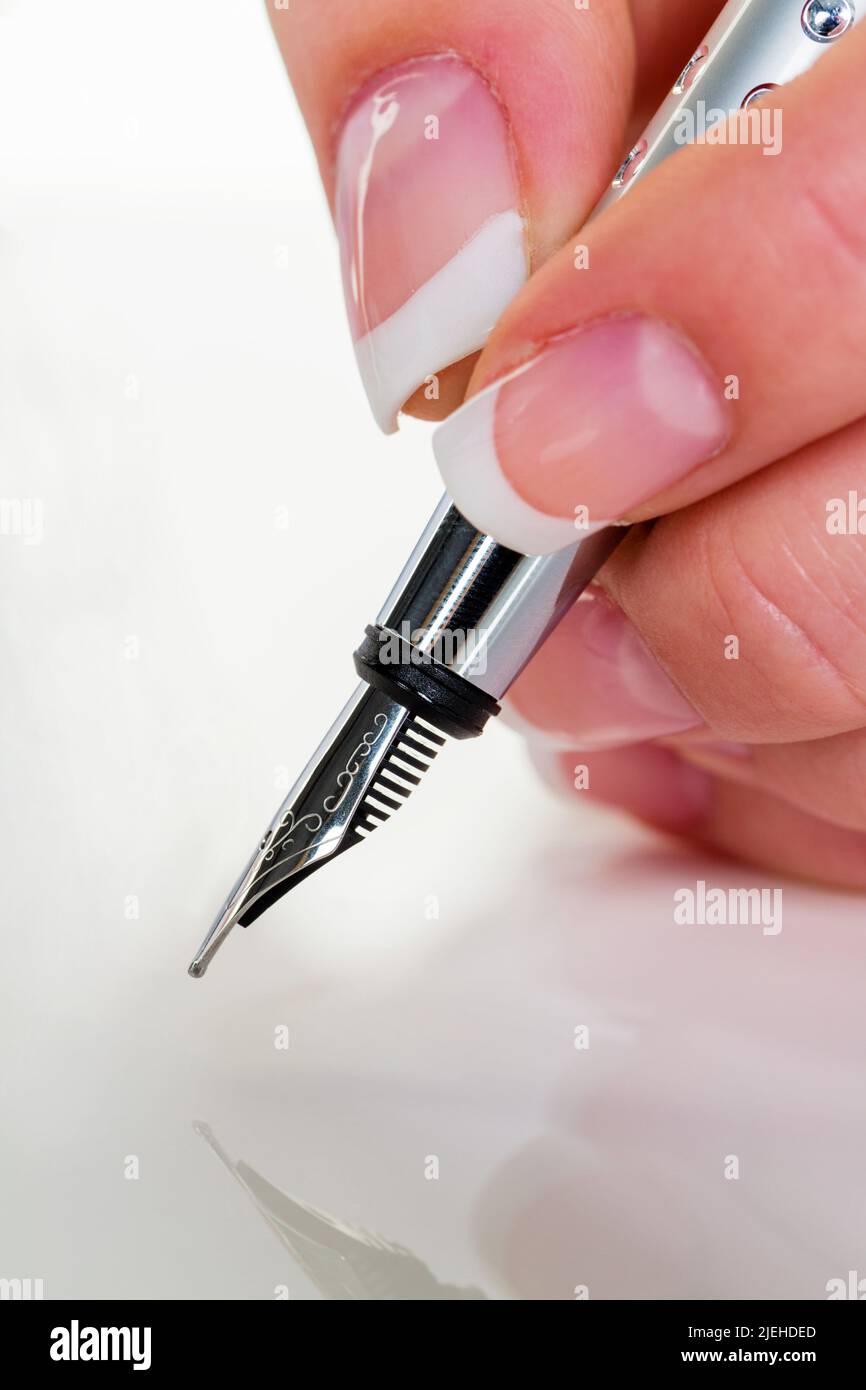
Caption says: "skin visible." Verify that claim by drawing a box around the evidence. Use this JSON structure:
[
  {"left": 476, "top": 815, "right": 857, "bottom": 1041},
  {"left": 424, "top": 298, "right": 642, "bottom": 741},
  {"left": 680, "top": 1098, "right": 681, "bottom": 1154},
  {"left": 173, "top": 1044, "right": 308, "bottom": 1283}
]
[{"left": 268, "top": 0, "right": 866, "bottom": 887}]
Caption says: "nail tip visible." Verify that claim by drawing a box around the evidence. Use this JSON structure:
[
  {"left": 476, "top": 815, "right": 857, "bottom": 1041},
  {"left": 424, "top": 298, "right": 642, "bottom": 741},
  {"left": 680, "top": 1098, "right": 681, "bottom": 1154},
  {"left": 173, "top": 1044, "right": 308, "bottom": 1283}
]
[
  {"left": 350, "top": 210, "right": 527, "bottom": 437},
  {"left": 434, "top": 391, "right": 597, "bottom": 556},
  {"left": 335, "top": 47, "right": 524, "bottom": 438},
  {"left": 434, "top": 313, "right": 732, "bottom": 549}
]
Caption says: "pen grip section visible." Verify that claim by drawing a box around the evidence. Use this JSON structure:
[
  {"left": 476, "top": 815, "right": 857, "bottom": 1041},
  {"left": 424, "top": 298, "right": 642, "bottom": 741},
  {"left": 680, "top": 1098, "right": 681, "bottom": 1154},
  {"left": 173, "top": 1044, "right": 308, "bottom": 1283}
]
[{"left": 376, "top": 498, "right": 624, "bottom": 700}]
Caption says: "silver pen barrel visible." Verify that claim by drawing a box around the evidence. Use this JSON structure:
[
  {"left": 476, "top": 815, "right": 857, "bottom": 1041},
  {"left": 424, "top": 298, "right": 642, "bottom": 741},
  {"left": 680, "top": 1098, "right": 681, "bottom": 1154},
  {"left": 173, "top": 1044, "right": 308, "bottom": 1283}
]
[
  {"left": 596, "top": 0, "right": 859, "bottom": 212},
  {"left": 375, "top": 497, "right": 623, "bottom": 700}
]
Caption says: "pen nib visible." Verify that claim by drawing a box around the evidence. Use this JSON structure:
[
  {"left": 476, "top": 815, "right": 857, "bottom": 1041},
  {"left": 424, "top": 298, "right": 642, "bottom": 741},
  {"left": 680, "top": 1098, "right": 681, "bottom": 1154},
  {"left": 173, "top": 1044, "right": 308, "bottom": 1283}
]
[
  {"left": 187, "top": 823, "right": 274, "bottom": 977},
  {"left": 188, "top": 683, "right": 446, "bottom": 978},
  {"left": 187, "top": 906, "right": 238, "bottom": 979}
]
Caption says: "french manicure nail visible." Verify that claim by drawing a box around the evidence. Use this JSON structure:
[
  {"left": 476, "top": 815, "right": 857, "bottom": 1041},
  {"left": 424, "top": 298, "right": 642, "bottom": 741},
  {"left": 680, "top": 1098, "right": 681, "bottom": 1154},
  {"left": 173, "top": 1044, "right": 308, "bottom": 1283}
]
[
  {"left": 433, "top": 314, "right": 730, "bottom": 553},
  {"left": 684, "top": 739, "right": 752, "bottom": 760},
  {"left": 673, "top": 740, "right": 754, "bottom": 781},
  {"left": 336, "top": 55, "right": 526, "bottom": 432},
  {"left": 506, "top": 587, "right": 702, "bottom": 749}
]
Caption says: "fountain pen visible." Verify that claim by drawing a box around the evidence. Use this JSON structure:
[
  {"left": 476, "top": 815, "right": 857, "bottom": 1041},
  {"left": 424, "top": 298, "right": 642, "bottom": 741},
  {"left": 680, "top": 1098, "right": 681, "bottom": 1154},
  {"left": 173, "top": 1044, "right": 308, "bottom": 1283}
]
[{"left": 189, "top": 0, "right": 860, "bottom": 977}]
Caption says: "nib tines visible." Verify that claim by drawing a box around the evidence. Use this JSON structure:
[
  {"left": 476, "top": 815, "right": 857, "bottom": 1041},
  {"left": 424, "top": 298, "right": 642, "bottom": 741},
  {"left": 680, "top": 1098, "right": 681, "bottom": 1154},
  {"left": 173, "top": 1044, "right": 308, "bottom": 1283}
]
[{"left": 188, "top": 692, "right": 445, "bottom": 977}]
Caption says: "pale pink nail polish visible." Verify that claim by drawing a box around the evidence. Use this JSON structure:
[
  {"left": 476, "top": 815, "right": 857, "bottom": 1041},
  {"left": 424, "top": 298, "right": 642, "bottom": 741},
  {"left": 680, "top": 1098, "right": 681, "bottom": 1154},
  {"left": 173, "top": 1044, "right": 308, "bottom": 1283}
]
[
  {"left": 673, "top": 740, "right": 754, "bottom": 782},
  {"left": 433, "top": 315, "right": 730, "bottom": 553},
  {"left": 686, "top": 740, "right": 752, "bottom": 760},
  {"left": 506, "top": 588, "right": 702, "bottom": 749},
  {"left": 335, "top": 55, "right": 526, "bottom": 432}
]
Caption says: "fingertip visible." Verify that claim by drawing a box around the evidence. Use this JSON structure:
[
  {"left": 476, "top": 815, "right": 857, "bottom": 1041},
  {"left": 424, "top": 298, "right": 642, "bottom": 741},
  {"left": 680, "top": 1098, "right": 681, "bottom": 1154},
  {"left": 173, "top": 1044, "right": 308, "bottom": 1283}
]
[{"left": 531, "top": 742, "right": 715, "bottom": 834}]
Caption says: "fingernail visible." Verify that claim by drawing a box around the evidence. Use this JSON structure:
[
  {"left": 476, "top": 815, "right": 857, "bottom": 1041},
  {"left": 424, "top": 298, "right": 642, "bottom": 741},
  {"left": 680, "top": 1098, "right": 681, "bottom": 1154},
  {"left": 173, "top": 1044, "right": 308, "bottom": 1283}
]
[
  {"left": 674, "top": 739, "right": 753, "bottom": 780},
  {"left": 336, "top": 55, "right": 526, "bottom": 433},
  {"left": 685, "top": 739, "right": 752, "bottom": 760},
  {"left": 433, "top": 314, "right": 729, "bottom": 553},
  {"left": 506, "top": 587, "right": 702, "bottom": 748},
  {"left": 533, "top": 744, "right": 714, "bottom": 833}
]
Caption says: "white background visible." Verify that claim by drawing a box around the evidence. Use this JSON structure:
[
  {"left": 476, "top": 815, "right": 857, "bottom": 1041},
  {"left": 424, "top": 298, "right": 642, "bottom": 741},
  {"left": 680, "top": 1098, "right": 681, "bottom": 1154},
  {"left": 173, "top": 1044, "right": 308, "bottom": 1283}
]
[{"left": 1, "top": 0, "right": 864, "bottom": 1300}]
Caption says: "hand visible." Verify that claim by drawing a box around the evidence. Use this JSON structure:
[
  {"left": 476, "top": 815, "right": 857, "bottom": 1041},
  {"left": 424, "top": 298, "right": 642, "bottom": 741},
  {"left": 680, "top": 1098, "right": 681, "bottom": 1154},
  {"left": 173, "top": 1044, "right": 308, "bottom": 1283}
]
[{"left": 270, "top": 1, "right": 866, "bottom": 886}]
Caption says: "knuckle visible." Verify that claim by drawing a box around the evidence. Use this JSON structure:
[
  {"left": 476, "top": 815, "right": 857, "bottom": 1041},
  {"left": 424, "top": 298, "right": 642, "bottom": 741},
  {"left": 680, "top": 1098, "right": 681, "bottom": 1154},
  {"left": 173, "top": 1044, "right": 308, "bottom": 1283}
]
[
  {"left": 700, "top": 507, "right": 866, "bottom": 739},
  {"left": 614, "top": 499, "right": 866, "bottom": 742}
]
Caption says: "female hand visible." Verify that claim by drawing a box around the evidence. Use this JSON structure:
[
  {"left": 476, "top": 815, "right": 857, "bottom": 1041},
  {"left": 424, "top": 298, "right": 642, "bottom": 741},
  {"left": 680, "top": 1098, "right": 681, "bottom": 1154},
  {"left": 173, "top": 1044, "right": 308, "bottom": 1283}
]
[{"left": 270, "top": 1, "right": 866, "bottom": 886}]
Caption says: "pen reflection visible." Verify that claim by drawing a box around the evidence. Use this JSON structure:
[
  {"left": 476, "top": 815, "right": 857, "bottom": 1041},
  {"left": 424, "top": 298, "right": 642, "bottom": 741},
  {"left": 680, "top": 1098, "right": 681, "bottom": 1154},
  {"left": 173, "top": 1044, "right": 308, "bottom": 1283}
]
[
  {"left": 191, "top": 836, "right": 866, "bottom": 1302},
  {"left": 194, "top": 1122, "right": 487, "bottom": 1301}
]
